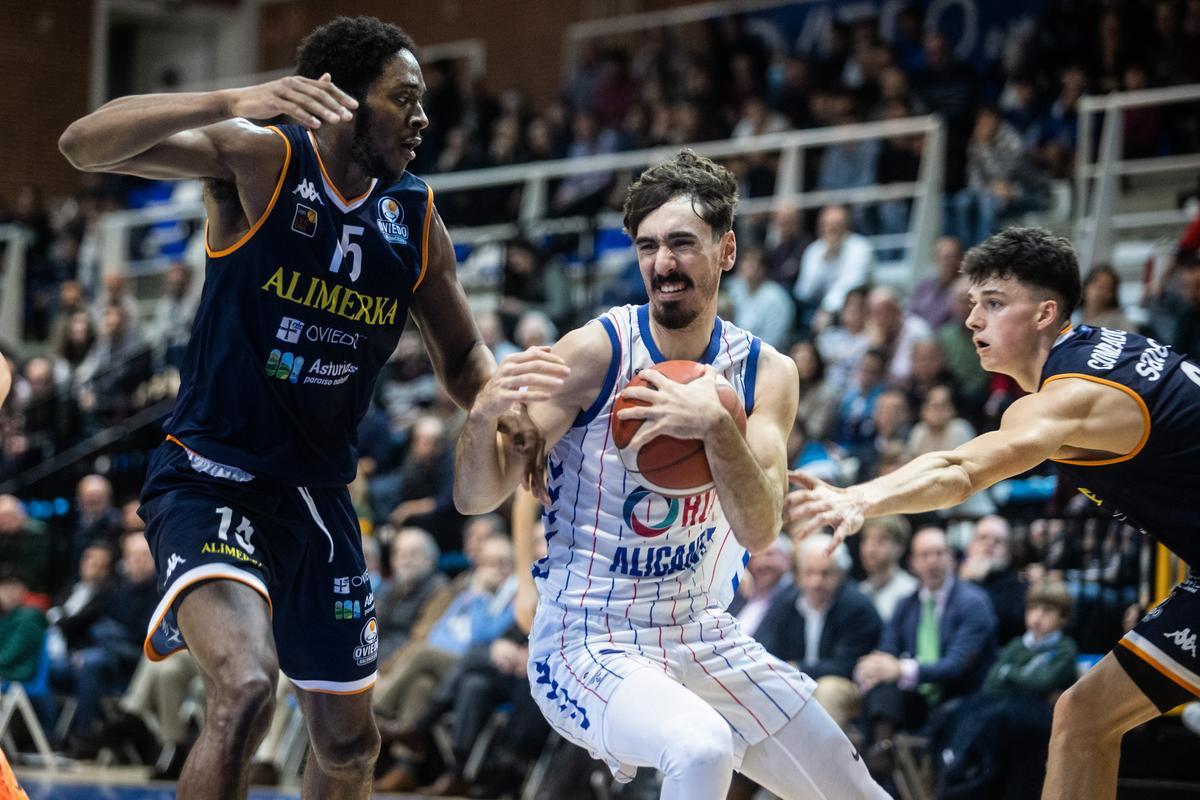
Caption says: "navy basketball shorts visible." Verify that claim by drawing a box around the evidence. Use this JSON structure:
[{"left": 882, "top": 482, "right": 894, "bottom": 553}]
[
  {"left": 138, "top": 439, "right": 378, "bottom": 694},
  {"left": 1114, "top": 574, "right": 1200, "bottom": 712}
]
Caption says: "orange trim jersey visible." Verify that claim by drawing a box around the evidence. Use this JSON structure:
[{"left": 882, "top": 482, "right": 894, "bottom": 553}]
[
  {"left": 1041, "top": 325, "right": 1200, "bottom": 565},
  {"left": 166, "top": 124, "right": 434, "bottom": 486}
]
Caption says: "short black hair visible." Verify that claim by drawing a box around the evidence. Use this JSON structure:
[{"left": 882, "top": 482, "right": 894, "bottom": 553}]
[
  {"left": 296, "top": 16, "right": 417, "bottom": 102},
  {"left": 961, "top": 227, "right": 1082, "bottom": 321},
  {"left": 623, "top": 149, "right": 738, "bottom": 239}
]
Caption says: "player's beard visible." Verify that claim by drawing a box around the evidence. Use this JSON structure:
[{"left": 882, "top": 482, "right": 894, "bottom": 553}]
[
  {"left": 649, "top": 271, "right": 712, "bottom": 329},
  {"left": 350, "top": 105, "right": 399, "bottom": 185}
]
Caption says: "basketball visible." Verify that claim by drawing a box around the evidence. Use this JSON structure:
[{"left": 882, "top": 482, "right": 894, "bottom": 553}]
[{"left": 610, "top": 360, "right": 747, "bottom": 497}]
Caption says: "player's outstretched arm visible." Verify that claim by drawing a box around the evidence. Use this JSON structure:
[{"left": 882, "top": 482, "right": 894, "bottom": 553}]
[
  {"left": 453, "top": 323, "right": 608, "bottom": 515},
  {"left": 511, "top": 486, "right": 542, "bottom": 634},
  {"left": 787, "top": 385, "right": 1091, "bottom": 550},
  {"left": 58, "top": 74, "right": 356, "bottom": 179}
]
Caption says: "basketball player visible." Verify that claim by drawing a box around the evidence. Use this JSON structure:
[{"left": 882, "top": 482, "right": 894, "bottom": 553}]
[
  {"left": 455, "top": 150, "right": 886, "bottom": 799},
  {"left": 788, "top": 226, "right": 1200, "bottom": 799},
  {"left": 59, "top": 17, "right": 519, "bottom": 800}
]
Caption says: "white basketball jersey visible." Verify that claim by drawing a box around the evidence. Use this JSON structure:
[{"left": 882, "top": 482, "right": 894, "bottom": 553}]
[{"left": 535, "top": 304, "right": 764, "bottom": 625}]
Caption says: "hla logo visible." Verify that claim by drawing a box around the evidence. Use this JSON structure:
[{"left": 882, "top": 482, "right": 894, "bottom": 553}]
[
  {"left": 376, "top": 197, "right": 408, "bottom": 244},
  {"left": 1166, "top": 628, "right": 1199, "bottom": 658},
  {"left": 293, "top": 179, "right": 324, "bottom": 205},
  {"left": 265, "top": 349, "right": 304, "bottom": 383}
]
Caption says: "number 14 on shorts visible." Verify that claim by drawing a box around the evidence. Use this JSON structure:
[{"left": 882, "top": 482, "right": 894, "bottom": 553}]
[{"left": 216, "top": 506, "right": 256, "bottom": 554}]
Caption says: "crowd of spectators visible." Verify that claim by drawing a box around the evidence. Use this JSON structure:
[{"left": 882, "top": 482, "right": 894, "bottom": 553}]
[{"left": 3, "top": 1, "right": 1200, "bottom": 796}]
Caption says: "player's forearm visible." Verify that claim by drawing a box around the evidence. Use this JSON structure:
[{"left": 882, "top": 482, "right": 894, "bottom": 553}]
[
  {"left": 439, "top": 341, "right": 496, "bottom": 412},
  {"left": 705, "top": 417, "right": 782, "bottom": 553},
  {"left": 59, "top": 91, "right": 232, "bottom": 170},
  {"left": 854, "top": 452, "right": 973, "bottom": 518},
  {"left": 453, "top": 409, "right": 517, "bottom": 514}
]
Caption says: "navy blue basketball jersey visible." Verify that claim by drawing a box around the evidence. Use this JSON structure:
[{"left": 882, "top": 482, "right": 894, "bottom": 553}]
[
  {"left": 165, "top": 124, "right": 433, "bottom": 486},
  {"left": 1041, "top": 325, "right": 1200, "bottom": 565}
]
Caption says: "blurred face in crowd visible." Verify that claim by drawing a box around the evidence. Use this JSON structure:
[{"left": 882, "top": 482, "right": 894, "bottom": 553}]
[
  {"left": 1026, "top": 603, "right": 1066, "bottom": 639},
  {"left": 797, "top": 544, "right": 844, "bottom": 611},
  {"left": 790, "top": 341, "right": 821, "bottom": 383},
  {"left": 910, "top": 527, "right": 953, "bottom": 591},
  {"left": 77, "top": 475, "right": 113, "bottom": 519},
  {"left": 860, "top": 523, "right": 902, "bottom": 577},
  {"left": 0, "top": 495, "right": 27, "bottom": 534},
  {"left": 463, "top": 516, "right": 504, "bottom": 564},
  {"left": 103, "top": 272, "right": 129, "bottom": 300},
  {"left": 121, "top": 533, "right": 157, "bottom": 584},
  {"left": 934, "top": 236, "right": 963, "bottom": 281},
  {"left": 66, "top": 312, "right": 93, "bottom": 346},
  {"left": 867, "top": 288, "right": 903, "bottom": 339},
  {"left": 408, "top": 416, "right": 445, "bottom": 463},
  {"left": 856, "top": 352, "right": 886, "bottom": 391},
  {"left": 972, "top": 515, "right": 1012, "bottom": 570},
  {"left": 738, "top": 249, "right": 767, "bottom": 287},
  {"left": 1083, "top": 268, "right": 1119, "bottom": 312},
  {"left": 121, "top": 499, "right": 144, "bottom": 533},
  {"left": 0, "top": 577, "right": 24, "bottom": 613},
  {"left": 79, "top": 544, "right": 114, "bottom": 585},
  {"left": 474, "top": 536, "right": 514, "bottom": 594},
  {"left": 920, "top": 385, "right": 956, "bottom": 431},
  {"left": 873, "top": 390, "right": 909, "bottom": 438},
  {"left": 634, "top": 195, "right": 735, "bottom": 331},
  {"left": 102, "top": 306, "right": 128, "bottom": 340},
  {"left": 746, "top": 539, "right": 792, "bottom": 595},
  {"left": 515, "top": 313, "right": 553, "bottom": 348},
  {"left": 391, "top": 528, "right": 436, "bottom": 585},
  {"left": 164, "top": 264, "right": 190, "bottom": 298},
  {"left": 911, "top": 339, "right": 946, "bottom": 384},
  {"left": 59, "top": 281, "right": 83, "bottom": 310},
  {"left": 24, "top": 358, "right": 53, "bottom": 396},
  {"left": 818, "top": 205, "right": 849, "bottom": 247},
  {"left": 840, "top": 290, "right": 867, "bottom": 333}
]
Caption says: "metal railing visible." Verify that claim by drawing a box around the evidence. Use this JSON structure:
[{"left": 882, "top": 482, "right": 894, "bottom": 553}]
[
  {"left": 1075, "top": 83, "right": 1200, "bottom": 268},
  {"left": 90, "top": 114, "right": 947, "bottom": 299}
]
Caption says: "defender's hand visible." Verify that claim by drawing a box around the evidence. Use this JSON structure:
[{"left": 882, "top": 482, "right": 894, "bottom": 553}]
[
  {"left": 472, "top": 347, "right": 569, "bottom": 423},
  {"left": 225, "top": 73, "right": 357, "bottom": 128},
  {"left": 616, "top": 366, "right": 727, "bottom": 451},
  {"left": 784, "top": 469, "right": 866, "bottom": 552}
]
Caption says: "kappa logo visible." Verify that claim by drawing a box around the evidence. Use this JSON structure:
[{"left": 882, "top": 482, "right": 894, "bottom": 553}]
[
  {"left": 1165, "top": 628, "right": 1199, "bottom": 658},
  {"left": 293, "top": 179, "right": 324, "bottom": 205},
  {"left": 165, "top": 553, "right": 186, "bottom": 580}
]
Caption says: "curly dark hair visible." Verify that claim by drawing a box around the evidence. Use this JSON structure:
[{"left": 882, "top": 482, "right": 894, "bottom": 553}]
[
  {"left": 961, "top": 227, "right": 1082, "bottom": 321},
  {"left": 622, "top": 149, "right": 738, "bottom": 238},
  {"left": 295, "top": 16, "right": 417, "bottom": 102}
]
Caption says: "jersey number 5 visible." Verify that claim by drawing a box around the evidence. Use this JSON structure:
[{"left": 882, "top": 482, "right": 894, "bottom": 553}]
[{"left": 329, "top": 224, "right": 365, "bottom": 283}]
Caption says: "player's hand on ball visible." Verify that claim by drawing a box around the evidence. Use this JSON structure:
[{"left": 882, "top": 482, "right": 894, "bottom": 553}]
[
  {"left": 474, "top": 347, "right": 570, "bottom": 423},
  {"left": 615, "top": 365, "right": 726, "bottom": 450},
  {"left": 226, "top": 73, "right": 357, "bottom": 128},
  {"left": 784, "top": 469, "right": 866, "bottom": 553}
]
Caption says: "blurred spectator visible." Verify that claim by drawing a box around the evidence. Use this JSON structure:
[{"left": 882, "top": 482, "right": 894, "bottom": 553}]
[
  {"left": 960, "top": 515, "right": 1027, "bottom": 646},
  {"left": 376, "top": 527, "right": 449, "bottom": 663},
  {"left": 936, "top": 581, "right": 1077, "bottom": 799},
  {"left": 93, "top": 272, "right": 141, "bottom": 329},
  {"left": 731, "top": 96, "right": 789, "bottom": 139},
  {"left": 816, "top": 285, "right": 870, "bottom": 391},
  {"left": 1000, "top": 74, "right": 1046, "bottom": 149},
  {"left": 864, "top": 286, "right": 933, "bottom": 385},
  {"left": 757, "top": 533, "right": 882, "bottom": 729},
  {"left": 728, "top": 535, "right": 794, "bottom": 637},
  {"left": 763, "top": 205, "right": 811, "bottom": 286},
  {"left": 874, "top": 98, "right": 924, "bottom": 243},
  {"left": 57, "top": 531, "right": 158, "bottom": 757},
  {"left": 816, "top": 97, "right": 881, "bottom": 219},
  {"left": 513, "top": 309, "right": 558, "bottom": 350},
  {"left": 75, "top": 304, "right": 152, "bottom": 429},
  {"left": 854, "top": 388, "right": 912, "bottom": 481},
  {"left": 48, "top": 281, "right": 88, "bottom": 354},
  {"left": 903, "top": 339, "right": 955, "bottom": 410},
  {"left": 15, "top": 357, "right": 68, "bottom": 461},
  {"left": 855, "top": 527, "right": 997, "bottom": 760},
  {"left": 907, "top": 384, "right": 975, "bottom": 458},
  {"left": 858, "top": 516, "right": 919, "bottom": 624},
  {"left": 1038, "top": 64, "right": 1087, "bottom": 179},
  {"left": 791, "top": 341, "right": 839, "bottom": 442},
  {"left": 936, "top": 276, "right": 989, "bottom": 405},
  {"left": 373, "top": 415, "right": 460, "bottom": 550},
  {"left": 0, "top": 494, "right": 50, "bottom": 595},
  {"left": 476, "top": 310, "right": 519, "bottom": 363},
  {"left": 68, "top": 474, "right": 122, "bottom": 574},
  {"left": 794, "top": 205, "right": 875, "bottom": 332},
  {"left": 1088, "top": 9, "right": 1130, "bottom": 95},
  {"left": 912, "top": 31, "right": 978, "bottom": 184},
  {"left": 952, "top": 106, "right": 1038, "bottom": 247},
  {"left": 496, "top": 237, "right": 572, "bottom": 336},
  {"left": 909, "top": 236, "right": 964, "bottom": 330},
  {"left": 1076, "top": 264, "right": 1136, "bottom": 331},
  {"left": 724, "top": 247, "right": 795, "bottom": 349},
  {"left": 148, "top": 262, "right": 197, "bottom": 369},
  {"left": 551, "top": 111, "right": 619, "bottom": 216},
  {"left": 1150, "top": 258, "right": 1200, "bottom": 359},
  {"left": 44, "top": 542, "right": 115, "bottom": 668},
  {"left": 0, "top": 567, "right": 46, "bottom": 683},
  {"left": 1121, "top": 64, "right": 1164, "bottom": 159},
  {"left": 592, "top": 50, "right": 637, "bottom": 131},
  {"left": 836, "top": 348, "right": 889, "bottom": 448}
]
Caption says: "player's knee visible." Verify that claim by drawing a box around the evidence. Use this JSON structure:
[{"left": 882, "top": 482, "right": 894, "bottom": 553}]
[
  {"left": 310, "top": 724, "right": 381, "bottom": 779},
  {"left": 1052, "top": 682, "right": 1112, "bottom": 739},
  {"left": 659, "top": 711, "right": 734, "bottom": 778},
  {"left": 207, "top": 670, "right": 276, "bottom": 739}
]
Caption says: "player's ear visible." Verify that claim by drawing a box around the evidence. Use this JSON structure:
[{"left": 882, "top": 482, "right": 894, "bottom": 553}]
[
  {"left": 720, "top": 230, "right": 737, "bottom": 273},
  {"left": 1034, "top": 297, "right": 1059, "bottom": 331}
]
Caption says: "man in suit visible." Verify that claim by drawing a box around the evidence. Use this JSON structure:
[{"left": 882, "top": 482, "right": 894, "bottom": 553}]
[
  {"left": 854, "top": 526, "right": 997, "bottom": 763},
  {"left": 757, "top": 533, "right": 882, "bottom": 728}
]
